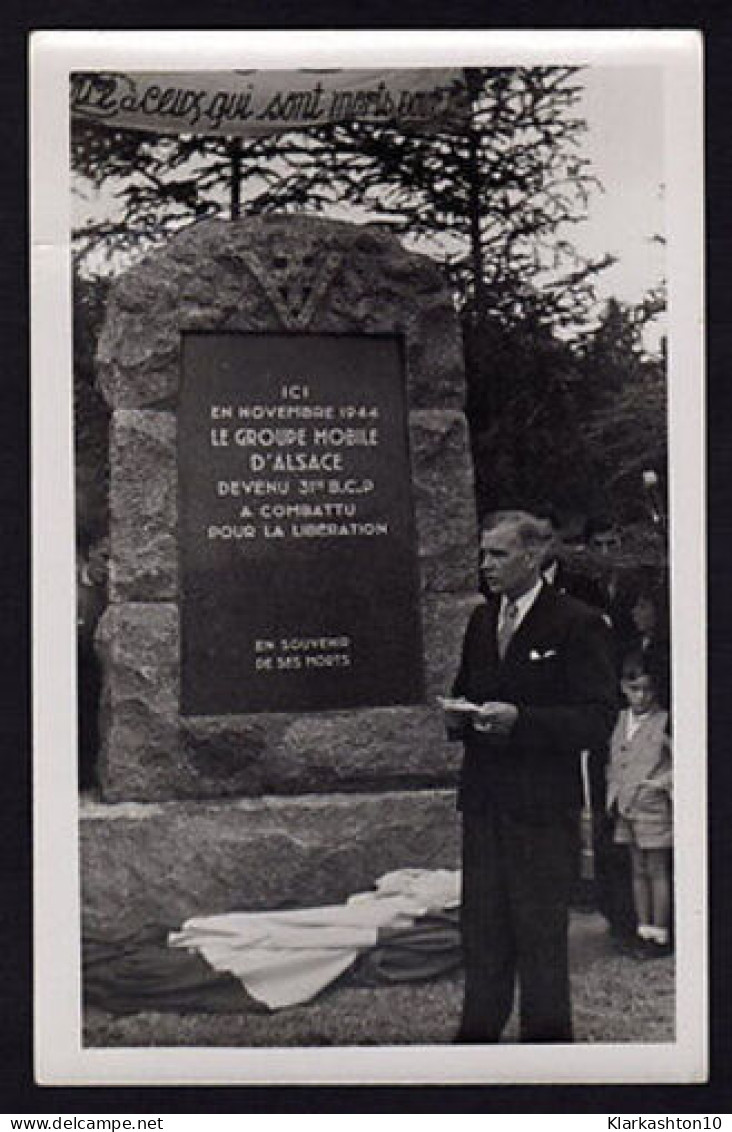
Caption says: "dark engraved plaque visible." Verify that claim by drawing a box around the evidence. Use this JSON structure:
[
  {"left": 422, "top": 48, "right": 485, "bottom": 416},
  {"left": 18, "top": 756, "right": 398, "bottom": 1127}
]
[{"left": 179, "top": 333, "right": 424, "bottom": 715}]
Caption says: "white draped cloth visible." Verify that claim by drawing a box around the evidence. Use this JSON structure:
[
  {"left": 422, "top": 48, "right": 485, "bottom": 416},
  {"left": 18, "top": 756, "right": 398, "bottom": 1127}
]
[{"left": 168, "top": 868, "right": 461, "bottom": 1009}]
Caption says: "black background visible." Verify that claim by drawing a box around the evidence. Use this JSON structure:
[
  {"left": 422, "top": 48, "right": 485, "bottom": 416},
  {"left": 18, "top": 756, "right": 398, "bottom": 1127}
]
[
  {"left": 179, "top": 333, "right": 423, "bottom": 714},
  {"left": 5, "top": 0, "right": 731, "bottom": 1114}
]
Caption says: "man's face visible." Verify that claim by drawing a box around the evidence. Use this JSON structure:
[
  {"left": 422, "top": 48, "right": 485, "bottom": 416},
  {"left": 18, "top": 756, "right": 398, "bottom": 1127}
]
[
  {"left": 590, "top": 528, "right": 621, "bottom": 556},
  {"left": 480, "top": 521, "right": 541, "bottom": 599}
]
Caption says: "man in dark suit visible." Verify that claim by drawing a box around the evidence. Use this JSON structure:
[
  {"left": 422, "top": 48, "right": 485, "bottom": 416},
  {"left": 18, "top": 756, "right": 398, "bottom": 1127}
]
[{"left": 444, "top": 510, "right": 618, "bottom": 1043}]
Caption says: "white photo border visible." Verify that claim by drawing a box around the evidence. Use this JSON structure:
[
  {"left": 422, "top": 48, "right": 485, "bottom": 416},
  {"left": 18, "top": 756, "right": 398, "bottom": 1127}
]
[{"left": 30, "top": 28, "right": 706, "bottom": 1086}]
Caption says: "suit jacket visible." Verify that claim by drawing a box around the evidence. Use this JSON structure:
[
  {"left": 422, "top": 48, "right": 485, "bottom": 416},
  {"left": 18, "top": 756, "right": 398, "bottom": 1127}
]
[
  {"left": 546, "top": 562, "right": 638, "bottom": 667},
  {"left": 452, "top": 584, "right": 619, "bottom": 820},
  {"left": 547, "top": 560, "right": 607, "bottom": 613}
]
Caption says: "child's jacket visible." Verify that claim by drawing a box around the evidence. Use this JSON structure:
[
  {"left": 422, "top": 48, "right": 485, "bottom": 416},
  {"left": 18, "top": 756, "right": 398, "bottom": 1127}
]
[{"left": 606, "top": 708, "right": 672, "bottom": 821}]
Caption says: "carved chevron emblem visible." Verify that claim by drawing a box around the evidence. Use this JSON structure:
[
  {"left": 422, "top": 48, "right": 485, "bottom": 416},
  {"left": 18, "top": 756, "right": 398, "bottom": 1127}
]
[{"left": 241, "top": 246, "right": 343, "bottom": 330}]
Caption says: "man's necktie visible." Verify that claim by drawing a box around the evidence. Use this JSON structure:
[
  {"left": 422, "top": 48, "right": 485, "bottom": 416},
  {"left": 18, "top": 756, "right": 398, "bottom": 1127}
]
[{"left": 497, "top": 600, "right": 519, "bottom": 659}]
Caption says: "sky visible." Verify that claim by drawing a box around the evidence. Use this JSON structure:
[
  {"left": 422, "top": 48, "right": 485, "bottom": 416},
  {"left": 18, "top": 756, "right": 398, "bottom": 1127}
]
[{"left": 575, "top": 65, "right": 665, "bottom": 309}]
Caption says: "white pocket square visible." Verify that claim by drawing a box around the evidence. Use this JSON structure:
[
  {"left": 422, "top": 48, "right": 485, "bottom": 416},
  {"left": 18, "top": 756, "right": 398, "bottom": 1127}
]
[{"left": 529, "top": 648, "right": 557, "bottom": 660}]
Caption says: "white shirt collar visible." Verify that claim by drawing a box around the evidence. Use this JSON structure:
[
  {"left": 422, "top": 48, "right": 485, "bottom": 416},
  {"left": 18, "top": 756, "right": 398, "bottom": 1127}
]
[
  {"left": 500, "top": 577, "right": 544, "bottom": 629},
  {"left": 543, "top": 559, "right": 559, "bottom": 585}
]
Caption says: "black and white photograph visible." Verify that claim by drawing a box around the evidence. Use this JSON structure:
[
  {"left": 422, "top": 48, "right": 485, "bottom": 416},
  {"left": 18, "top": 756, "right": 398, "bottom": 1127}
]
[{"left": 30, "top": 30, "right": 705, "bottom": 1086}]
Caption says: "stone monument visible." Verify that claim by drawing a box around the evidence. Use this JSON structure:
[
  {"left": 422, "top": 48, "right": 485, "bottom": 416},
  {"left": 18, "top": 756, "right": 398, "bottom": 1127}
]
[{"left": 83, "top": 215, "right": 478, "bottom": 928}]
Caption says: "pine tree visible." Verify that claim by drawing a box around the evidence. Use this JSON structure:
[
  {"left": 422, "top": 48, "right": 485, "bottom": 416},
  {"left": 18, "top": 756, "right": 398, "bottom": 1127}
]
[{"left": 71, "top": 66, "right": 610, "bottom": 330}]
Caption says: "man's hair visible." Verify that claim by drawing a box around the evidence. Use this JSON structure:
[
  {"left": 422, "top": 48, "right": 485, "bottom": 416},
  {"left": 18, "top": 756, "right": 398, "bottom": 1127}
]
[{"left": 481, "top": 510, "right": 554, "bottom": 553}]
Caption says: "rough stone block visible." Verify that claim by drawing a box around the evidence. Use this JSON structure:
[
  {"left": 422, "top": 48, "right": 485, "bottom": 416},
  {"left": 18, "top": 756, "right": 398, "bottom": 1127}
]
[
  {"left": 96, "top": 603, "right": 179, "bottom": 801},
  {"left": 95, "top": 216, "right": 479, "bottom": 804},
  {"left": 109, "top": 410, "right": 177, "bottom": 602},
  {"left": 97, "top": 217, "right": 466, "bottom": 411},
  {"left": 422, "top": 593, "right": 483, "bottom": 698},
  {"left": 95, "top": 592, "right": 475, "bottom": 802},
  {"left": 106, "top": 405, "right": 479, "bottom": 604},
  {"left": 80, "top": 790, "right": 461, "bottom": 935},
  {"left": 96, "top": 603, "right": 290, "bottom": 802},
  {"left": 269, "top": 706, "right": 461, "bottom": 794},
  {"left": 410, "top": 409, "right": 478, "bottom": 593}
]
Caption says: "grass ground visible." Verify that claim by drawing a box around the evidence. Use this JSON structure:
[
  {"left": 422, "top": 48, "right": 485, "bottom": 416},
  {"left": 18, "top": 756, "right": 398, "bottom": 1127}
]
[{"left": 83, "top": 912, "right": 675, "bottom": 1048}]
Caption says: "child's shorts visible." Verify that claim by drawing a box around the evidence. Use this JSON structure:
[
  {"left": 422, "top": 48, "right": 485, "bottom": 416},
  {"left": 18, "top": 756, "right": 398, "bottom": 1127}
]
[{"left": 614, "top": 814, "right": 673, "bottom": 849}]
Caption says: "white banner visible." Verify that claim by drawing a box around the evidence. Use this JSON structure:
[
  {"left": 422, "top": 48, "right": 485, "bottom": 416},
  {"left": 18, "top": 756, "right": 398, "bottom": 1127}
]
[{"left": 69, "top": 68, "right": 468, "bottom": 135}]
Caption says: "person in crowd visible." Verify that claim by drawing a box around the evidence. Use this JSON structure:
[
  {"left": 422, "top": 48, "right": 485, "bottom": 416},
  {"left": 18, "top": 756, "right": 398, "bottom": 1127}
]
[
  {"left": 606, "top": 650, "right": 673, "bottom": 958},
  {"left": 542, "top": 513, "right": 637, "bottom": 653},
  {"left": 443, "top": 509, "right": 618, "bottom": 1043},
  {"left": 628, "top": 581, "right": 671, "bottom": 710},
  {"left": 542, "top": 511, "right": 638, "bottom": 943},
  {"left": 581, "top": 516, "right": 637, "bottom": 651},
  {"left": 541, "top": 512, "right": 608, "bottom": 612}
]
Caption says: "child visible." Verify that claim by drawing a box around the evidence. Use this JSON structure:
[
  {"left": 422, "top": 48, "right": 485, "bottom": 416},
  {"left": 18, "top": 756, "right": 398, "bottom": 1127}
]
[{"left": 606, "top": 651, "right": 673, "bottom": 958}]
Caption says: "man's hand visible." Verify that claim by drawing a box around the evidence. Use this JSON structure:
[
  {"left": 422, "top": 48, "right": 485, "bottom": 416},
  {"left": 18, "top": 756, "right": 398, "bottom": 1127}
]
[
  {"left": 438, "top": 696, "right": 475, "bottom": 737},
  {"left": 472, "top": 701, "right": 519, "bottom": 736}
]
